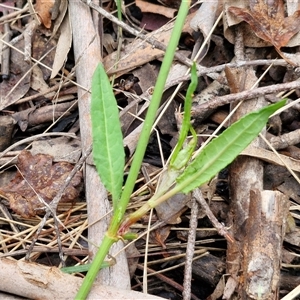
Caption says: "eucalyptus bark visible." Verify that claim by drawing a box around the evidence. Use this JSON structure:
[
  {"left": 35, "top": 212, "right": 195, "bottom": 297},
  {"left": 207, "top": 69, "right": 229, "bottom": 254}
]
[
  {"left": 225, "top": 64, "right": 289, "bottom": 299},
  {"left": 226, "top": 66, "right": 266, "bottom": 298}
]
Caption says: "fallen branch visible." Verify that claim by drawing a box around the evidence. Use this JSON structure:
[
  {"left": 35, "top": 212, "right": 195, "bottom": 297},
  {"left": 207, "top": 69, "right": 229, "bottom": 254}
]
[
  {"left": 0, "top": 258, "right": 164, "bottom": 300},
  {"left": 192, "top": 80, "right": 300, "bottom": 120}
]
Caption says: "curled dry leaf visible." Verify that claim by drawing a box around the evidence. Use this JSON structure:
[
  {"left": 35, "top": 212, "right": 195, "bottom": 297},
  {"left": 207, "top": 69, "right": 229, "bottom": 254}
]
[
  {"left": 35, "top": 0, "right": 55, "bottom": 28},
  {"left": 0, "top": 150, "right": 82, "bottom": 218},
  {"left": 136, "top": 0, "right": 177, "bottom": 19},
  {"left": 50, "top": 12, "right": 72, "bottom": 79},
  {"left": 103, "top": 12, "right": 195, "bottom": 77},
  {"left": 228, "top": 0, "right": 300, "bottom": 51}
]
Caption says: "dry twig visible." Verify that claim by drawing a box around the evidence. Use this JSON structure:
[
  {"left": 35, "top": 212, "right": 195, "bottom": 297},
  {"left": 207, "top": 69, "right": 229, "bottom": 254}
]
[
  {"left": 182, "top": 197, "right": 198, "bottom": 300},
  {"left": 192, "top": 79, "right": 300, "bottom": 120},
  {"left": 193, "top": 188, "right": 234, "bottom": 244}
]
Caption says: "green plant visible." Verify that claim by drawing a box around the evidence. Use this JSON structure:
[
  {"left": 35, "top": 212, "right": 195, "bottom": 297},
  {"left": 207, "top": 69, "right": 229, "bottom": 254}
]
[
  {"left": 118, "top": 98, "right": 285, "bottom": 234},
  {"left": 74, "top": 0, "right": 286, "bottom": 298},
  {"left": 75, "top": 1, "right": 192, "bottom": 298}
]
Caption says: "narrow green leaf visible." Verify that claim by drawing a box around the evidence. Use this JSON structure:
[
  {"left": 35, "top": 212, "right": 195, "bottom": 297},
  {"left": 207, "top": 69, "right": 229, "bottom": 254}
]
[
  {"left": 176, "top": 100, "right": 286, "bottom": 193},
  {"left": 170, "top": 62, "right": 198, "bottom": 166},
  {"left": 61, "top": 261, "right": 111, "bottom": 274},
  {"left": 171, "top": 126, "right": 197, "bottom": 170},
  {"left": 91, "top": 63, "right": 125, "bottom": 206}
]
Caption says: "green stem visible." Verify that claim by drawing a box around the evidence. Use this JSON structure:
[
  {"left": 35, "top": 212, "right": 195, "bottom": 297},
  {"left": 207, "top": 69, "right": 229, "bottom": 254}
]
[
  {"left": 74, "top": 235, "right": 115, "bottom": 299},
  {"left": 170, "top": 63, "right": 197, "bottom": 166},
  {"left": 118, "top": 182, "right": 184, "bottom": 234},
  {"left": 75, "top": 1, "right": 191, "bottom": 298},
  {"left": 109, "top": 0, "right": 191, "bottom": 235},
  {"left": 116, "top": 0, "right": 122, "bottom": 23}
]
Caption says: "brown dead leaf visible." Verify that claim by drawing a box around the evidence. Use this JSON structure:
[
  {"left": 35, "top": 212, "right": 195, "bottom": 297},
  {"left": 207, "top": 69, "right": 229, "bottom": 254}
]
[
  {"left": 228, "top": 0, "right": 300, "bottom": 50},
  {"left": 136, "top": 0, "right": 177, "bottom": 31},
  {"left": 0, "top": 150, "right": 82, "bottom": 218},
  {"left": 136, "top": 0, "right": 177, "bottom": 19},
  {"left": 103, "top": 12, "right": 195, "bottom": 77},
  {"left": 35, "top": 0, "right": 55, "bottom": 28},
  {"left": 32, "top": 31, "right": 57, "bottom": 80},
  {"left": 51, "top": 12, "right": 72, "bottom": 78},
  {"left": 155, "top": 193, "right": 190, "bottom": 224},
  {"left": 149, "top": 225, "right": 171, "bottom": 248},
  {"left": 51, "top": 0, "right": 68, "bottom": 38}
]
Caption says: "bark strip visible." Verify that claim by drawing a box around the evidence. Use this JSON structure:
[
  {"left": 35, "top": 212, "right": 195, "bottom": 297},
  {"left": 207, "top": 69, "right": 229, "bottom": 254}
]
[
  {"left": 242, "top": 189, "right": 289, "bottom": 299},
  {"left": 68, "top": 0, "right": 130, "bottom": 288}
]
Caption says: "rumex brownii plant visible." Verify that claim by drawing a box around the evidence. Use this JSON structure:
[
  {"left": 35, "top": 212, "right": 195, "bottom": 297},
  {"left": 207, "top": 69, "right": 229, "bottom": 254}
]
[{"left": 74, "top": 1, "right": 285, "bottom": 298}]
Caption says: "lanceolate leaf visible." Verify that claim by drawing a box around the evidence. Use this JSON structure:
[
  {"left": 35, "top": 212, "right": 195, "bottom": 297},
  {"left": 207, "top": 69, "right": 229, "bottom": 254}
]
[
  {"left": 176, "top": 100, "right": 286, "bottom": 194},
  {"left": 91, "top": 63, "right": 125, "bottom": 207}
]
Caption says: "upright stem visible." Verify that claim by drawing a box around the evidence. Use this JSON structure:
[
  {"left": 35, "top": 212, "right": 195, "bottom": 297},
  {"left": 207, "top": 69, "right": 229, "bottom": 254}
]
[
  {"left": 109, "top": 0, "right": 191, "bottom": 234},
  {"left": 75, "top": 1, "right": 191, "bottom": 298},
  {"left": 75, "top": 235, "right": 114, "bottom": 299}
]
